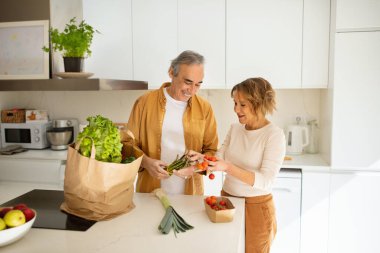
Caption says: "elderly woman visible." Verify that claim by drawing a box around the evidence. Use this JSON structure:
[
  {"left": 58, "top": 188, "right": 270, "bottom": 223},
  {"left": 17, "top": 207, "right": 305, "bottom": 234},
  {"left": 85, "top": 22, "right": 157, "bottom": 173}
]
[{"left": 189, "top": 77, "right": 285, "bottom": 253}]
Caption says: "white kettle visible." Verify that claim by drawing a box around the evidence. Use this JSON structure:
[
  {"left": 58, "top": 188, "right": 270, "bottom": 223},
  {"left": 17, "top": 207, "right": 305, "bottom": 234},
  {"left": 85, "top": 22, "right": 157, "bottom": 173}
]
[{"left": 285, "top": 124, "right": 309, "bottom": 155}]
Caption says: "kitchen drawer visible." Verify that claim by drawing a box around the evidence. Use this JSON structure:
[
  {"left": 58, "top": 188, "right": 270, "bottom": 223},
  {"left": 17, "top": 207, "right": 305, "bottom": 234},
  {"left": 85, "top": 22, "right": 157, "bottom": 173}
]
[{"left": 0, "top": 159, "right": 63, "bottom": 184}]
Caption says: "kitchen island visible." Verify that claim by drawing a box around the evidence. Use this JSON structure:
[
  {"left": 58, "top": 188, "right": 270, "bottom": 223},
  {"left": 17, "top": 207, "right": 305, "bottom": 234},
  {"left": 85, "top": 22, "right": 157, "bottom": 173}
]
[{"left": 0, "top": 182, "right": 245, "bottom": 253}]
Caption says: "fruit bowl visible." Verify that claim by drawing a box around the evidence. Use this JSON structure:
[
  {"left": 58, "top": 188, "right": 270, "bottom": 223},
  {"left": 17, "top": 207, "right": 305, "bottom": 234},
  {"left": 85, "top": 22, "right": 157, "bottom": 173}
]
[
  {"left": 0, "top": 209, "right": 37, "bottom": 247},
  {"left": 204, "top": 196, "right": 235, "bottom": 223}
]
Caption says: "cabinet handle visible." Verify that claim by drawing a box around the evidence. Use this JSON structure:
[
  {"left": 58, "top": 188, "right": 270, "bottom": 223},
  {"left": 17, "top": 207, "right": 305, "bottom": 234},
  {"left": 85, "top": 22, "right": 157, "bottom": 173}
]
[{"left": 273, "top": 187, "right": 295, "bottom": 193}]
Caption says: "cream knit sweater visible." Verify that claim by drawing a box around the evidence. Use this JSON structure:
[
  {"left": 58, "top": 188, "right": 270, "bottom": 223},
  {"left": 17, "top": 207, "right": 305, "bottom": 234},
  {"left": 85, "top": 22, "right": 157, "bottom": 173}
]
[{"left": 218, "top": 123, "right": 286, "bottom": 197}]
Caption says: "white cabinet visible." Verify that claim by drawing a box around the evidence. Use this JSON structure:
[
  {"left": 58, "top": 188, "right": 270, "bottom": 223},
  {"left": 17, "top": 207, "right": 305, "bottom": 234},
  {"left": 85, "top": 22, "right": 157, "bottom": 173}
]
[
  {"left": 132, "top": 0, "right": 225, "bottom": 89},
  {"left": 0, "top": 158, "right": 63, "bottom": 186},
  {"left": 336, "top": 0, "right": 380, "bottom": 30},
  {"left": 226, "top": 0, "right": 303, "bottom": 88},
  {"left": 328, "top": 171, "right": 380, "bottom": 253},
  {"left": 271, "top": 169, "right": 302, "bottom": 253},
  {"left": 300, "top": 171, "right": 330, "bottom": 253},
  {"left": 82, "top": 0, "right": 331, "bottom": 89},
  {"left": 302, "top": 0, "right": 330, "bottom": 88},
  {"left": 178, "top": 0, "right": 225, "bottom": 88},
  {"left": 132, "top": 0, "right": 177, "bottom": 88},
  {"left": 83, "top": 0, "right": 133, "bottom": 80},
  {"left": 331, "top": 31, "right": 380, "bottom": 169}
]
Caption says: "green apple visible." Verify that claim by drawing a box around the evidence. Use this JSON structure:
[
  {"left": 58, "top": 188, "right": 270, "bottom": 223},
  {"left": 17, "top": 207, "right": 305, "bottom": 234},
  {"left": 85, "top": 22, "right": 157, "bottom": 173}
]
[
  {"left": 0, "top": 217, "right": 6, "bottom": 230},
  {"left": 4, "top": 210, "right": 25, "bottom": 227}
]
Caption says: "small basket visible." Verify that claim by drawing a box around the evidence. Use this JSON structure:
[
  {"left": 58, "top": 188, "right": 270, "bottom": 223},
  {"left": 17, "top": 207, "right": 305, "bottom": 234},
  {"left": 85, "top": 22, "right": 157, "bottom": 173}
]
[
  {"left": 204, "top": 196, "right": 235, "bottom": 223},
  {"left": 1, "top": 109, "right": 26, "bottom": 123}
]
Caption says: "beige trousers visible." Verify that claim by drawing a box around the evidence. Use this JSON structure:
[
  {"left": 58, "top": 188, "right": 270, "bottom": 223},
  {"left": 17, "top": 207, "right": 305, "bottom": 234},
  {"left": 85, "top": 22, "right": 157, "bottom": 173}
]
[{"left": 222, "top": 190, "right": 277, "bottom": 253}]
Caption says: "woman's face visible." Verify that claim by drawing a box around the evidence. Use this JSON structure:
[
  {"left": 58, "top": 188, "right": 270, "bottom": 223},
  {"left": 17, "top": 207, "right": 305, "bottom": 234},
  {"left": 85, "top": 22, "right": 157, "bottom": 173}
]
[{"left": 232, "top": 91, "right": 256, "bottom": 126}]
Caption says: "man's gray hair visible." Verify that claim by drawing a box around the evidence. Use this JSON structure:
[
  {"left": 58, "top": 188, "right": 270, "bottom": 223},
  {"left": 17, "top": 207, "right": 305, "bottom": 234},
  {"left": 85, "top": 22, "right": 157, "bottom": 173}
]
[{"left": 170, "top": 50, "right": 204, "bottom": 76}]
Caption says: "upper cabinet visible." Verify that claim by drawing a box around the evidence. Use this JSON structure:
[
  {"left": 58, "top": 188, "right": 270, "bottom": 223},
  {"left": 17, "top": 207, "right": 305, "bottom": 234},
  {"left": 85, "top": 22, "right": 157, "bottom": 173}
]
[
  {"left": 81, "top": 0, "right": 330, "bottom": 90},
  {"left": 83, "top": 0, "right": 133, "bottom": 80},
  {"left": 132, "top": 0, "right": 177, "bottom": 88},
  {"left": 178, "top": 0, "right": 226, "bottom": 89},
  {"left": 226, "top": 0, "right": 303, "bottom": 88},
  {"left": 302, "top": 0, "right": 330, "bottom": 88},
  {"left": 132, "top": 0, "right": 225, "bottom": 89},
  {"left": 336, "top": 0, "right": 380, "bottom": 30},
  {"left": 226, "top": 0, "right": 330, "bottom": 89}
]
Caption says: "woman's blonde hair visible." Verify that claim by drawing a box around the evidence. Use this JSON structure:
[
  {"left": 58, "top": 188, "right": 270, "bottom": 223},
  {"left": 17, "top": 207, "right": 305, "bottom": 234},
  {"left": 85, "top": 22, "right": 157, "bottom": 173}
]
[{"left": 231, "top": 77, "right": 277, "bottom": 115}]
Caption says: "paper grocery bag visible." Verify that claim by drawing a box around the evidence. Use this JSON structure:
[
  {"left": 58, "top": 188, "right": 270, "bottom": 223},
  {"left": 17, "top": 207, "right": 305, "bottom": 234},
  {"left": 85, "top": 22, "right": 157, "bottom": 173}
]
[{"left": 61, "top": 135, "right": 143, "bottom": 221}]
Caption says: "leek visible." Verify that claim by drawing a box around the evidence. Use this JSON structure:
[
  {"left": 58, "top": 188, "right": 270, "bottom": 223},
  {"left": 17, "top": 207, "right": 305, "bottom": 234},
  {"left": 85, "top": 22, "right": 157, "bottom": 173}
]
[{"left": 153, "top": 189, "right": 194, "bottom": 237}]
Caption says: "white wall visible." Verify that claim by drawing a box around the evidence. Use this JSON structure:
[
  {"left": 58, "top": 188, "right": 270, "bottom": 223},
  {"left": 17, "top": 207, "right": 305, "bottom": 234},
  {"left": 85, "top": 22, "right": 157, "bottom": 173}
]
[
  {"left": 0, "top": 89, "right": 322, "bottom": 147},
  {"left": 49, "top": 0, "right": 83, "bottom": 73}
]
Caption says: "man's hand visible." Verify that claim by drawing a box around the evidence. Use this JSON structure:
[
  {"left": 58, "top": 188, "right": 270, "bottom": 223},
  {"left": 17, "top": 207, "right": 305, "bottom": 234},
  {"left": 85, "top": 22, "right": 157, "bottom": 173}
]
[
  {"left": 141, "top": 156, "right": 169, "bottom": 179},
  {"left": 172, "top": 165, "right": 196, "bottom": 179},
  {"left": 186, "top": 150, "right": 204, "bottom": 163}
]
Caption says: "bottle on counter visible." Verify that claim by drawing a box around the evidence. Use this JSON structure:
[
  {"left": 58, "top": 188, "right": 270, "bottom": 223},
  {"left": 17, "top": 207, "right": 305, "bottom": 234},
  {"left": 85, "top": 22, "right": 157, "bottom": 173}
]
[{"left": 306, "top": 119, "right": 319, "bottom": 154}]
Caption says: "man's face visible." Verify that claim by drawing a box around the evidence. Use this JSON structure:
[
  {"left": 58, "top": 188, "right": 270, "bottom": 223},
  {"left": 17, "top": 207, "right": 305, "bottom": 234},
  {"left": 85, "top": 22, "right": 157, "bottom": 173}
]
[{"left": 168, "top": 63, "right": 204, "bottom": 102}]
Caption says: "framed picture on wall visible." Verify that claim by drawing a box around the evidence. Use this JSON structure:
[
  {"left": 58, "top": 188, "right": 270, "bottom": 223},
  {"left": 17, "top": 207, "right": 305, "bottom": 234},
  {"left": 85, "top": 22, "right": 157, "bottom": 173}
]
[{"left": 0, "top": 20, "right": 49, "bottom": 79}]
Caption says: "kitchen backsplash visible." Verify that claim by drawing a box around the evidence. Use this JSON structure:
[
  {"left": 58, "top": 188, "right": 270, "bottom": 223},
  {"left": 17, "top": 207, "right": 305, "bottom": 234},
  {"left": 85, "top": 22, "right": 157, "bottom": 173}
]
[{"left": 0, "top": 89, "right": 321, "bottom": 145}]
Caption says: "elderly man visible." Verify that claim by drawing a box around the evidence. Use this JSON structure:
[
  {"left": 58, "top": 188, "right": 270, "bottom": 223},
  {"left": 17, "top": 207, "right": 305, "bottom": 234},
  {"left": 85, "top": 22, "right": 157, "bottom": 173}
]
[{"left": 127, "top": 50, "right": 218, "bottom": 195}]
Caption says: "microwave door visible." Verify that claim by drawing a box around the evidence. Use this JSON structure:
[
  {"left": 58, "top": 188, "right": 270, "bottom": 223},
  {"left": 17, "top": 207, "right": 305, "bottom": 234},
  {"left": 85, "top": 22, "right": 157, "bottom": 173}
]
[{"left": 5, "top": 128, "right": 31, "bottom": 143}]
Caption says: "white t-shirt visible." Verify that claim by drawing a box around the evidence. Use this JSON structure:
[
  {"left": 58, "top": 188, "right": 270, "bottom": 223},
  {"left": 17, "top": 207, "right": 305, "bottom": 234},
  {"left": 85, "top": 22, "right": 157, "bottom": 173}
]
[
  {"left": 217, "top": 123, "right": 286, "bottom": 197},
  {"left": 160, "top": 88, "right": 187, "bottom": 195}
]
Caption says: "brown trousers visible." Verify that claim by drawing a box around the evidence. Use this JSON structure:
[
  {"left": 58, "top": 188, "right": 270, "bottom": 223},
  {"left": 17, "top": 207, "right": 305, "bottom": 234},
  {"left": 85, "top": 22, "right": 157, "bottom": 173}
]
[{"left": 222, "top": 190, "right": 277, "bottom": 253}]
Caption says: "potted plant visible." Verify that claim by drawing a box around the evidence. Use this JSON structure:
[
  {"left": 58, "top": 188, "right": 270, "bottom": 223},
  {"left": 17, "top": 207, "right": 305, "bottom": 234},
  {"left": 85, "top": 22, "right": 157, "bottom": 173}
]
[{"left": 43, "top": 17, "right": 99, "bottom": 72}]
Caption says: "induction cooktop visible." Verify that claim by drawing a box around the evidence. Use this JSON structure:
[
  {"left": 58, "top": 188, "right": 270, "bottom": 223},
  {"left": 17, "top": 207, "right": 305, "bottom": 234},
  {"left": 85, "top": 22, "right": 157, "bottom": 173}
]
[{"left": 0, "top": 189, "right": 96, "bottom": 231}]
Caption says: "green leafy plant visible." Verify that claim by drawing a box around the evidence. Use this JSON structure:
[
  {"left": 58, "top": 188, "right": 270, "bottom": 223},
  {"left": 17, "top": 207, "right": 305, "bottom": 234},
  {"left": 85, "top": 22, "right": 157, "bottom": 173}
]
[
  {"left": 77, "top": 115, "right": 123, "bottom": 163},
  {"left": 42, "top": 17, "right": 99, "bottom": 58}
]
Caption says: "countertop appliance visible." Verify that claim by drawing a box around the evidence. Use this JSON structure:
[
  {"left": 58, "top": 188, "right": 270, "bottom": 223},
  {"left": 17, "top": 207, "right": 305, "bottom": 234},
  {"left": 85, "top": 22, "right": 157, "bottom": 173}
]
[
  {"left": 271, "top": 168, "right": 302, "bottom": 253},
  {"left": 285, "top": 122, "right": 309, "bottom": 155},
  {"left": 0, "top": 121, "right": 52, "bottom": 149},
  {"left": 47, "top": 119, "right": 78, "bottom": 150},
  {"left": 0, "top": 189, "right": 96, "bottom": 231}
]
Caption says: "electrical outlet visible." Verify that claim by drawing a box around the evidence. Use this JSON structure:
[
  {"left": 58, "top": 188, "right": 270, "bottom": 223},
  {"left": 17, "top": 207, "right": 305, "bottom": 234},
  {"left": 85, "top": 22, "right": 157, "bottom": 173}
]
[{"left": 294, "top": 115, "right": 307, "bottom": 125}]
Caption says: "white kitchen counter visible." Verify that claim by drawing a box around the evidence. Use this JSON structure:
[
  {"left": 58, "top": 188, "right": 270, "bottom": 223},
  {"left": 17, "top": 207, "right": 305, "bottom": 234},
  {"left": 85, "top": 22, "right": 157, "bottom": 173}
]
[
  {"left": 0, "top": 149, "right": 330, "bottom": 170},
  {"left": 0, "top": 181, "right": 245, "bottom": 253},
  {"left": 0, "top": 149, "right": 67, "bottom": 161},
  {"left": 282, "top": 154, "right": 330, "bottom": 172}
]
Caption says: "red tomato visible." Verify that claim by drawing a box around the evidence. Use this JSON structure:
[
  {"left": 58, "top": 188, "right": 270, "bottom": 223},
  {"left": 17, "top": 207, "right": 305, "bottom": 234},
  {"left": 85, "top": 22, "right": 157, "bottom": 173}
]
[
  {"left": 196, "top": 163, "right": 204, "bottom": 170},
  {"left": 209, "top": 173, "right": 215, "bottom": 180},
  {"left": 219, "top": 200, "right": 226, "bottom": 206},
  {"left": 205, "top": 197, "right": 212, "bottom": 206}
]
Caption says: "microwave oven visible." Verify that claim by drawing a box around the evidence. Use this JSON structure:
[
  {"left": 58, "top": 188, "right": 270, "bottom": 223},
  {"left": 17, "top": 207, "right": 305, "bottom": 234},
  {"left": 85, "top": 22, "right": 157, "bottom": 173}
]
[{"left": 0, "top": 121, "right": 52, "bottom": 149}]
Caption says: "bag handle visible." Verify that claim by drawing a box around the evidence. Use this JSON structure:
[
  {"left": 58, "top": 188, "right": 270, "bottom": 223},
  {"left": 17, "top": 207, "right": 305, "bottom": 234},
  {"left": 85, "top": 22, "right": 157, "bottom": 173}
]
[
  {"left": 119, "top": 125, "right": 136, "bottom": 145},
  {"left": 124, "top": 129, "right": 135, "bottom": 142},
  {"left": 74, "top": 136, "right": 97, "bottom": 159}
]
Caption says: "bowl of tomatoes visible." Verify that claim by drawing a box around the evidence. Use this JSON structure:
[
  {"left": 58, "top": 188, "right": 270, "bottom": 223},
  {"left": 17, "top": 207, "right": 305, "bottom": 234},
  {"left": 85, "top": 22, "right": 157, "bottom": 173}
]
[{"left": 204, "top": 196, "right": 235, "bottom": 223}]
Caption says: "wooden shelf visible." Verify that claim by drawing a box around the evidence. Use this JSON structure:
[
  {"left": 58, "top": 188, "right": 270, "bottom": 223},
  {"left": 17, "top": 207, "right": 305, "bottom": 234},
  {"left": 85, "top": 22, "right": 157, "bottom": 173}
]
[{"left": 0, "top": 79, "right": 148, "bottom": 91}]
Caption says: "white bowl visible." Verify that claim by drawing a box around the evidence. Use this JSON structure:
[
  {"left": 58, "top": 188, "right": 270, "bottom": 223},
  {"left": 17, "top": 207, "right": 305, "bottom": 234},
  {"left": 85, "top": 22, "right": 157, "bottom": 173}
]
[{"left": 0, "top": 210, "right": 37, "bottom": 247}]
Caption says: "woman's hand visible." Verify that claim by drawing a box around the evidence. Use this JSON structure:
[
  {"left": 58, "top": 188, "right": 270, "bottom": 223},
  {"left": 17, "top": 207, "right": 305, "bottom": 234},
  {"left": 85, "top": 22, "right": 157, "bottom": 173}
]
[
  {"left": 141, "top": 156, "right": 169, "bottom": 179},
  {"left": 207, "top": 157, "right": 231, "bottom": 173}
]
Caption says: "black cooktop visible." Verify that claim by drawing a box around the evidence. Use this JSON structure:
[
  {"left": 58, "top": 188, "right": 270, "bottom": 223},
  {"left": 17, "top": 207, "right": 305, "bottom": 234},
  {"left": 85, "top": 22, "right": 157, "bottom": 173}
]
[{"left": 0, "top": 189, "right": 96, "bottom": 231}]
